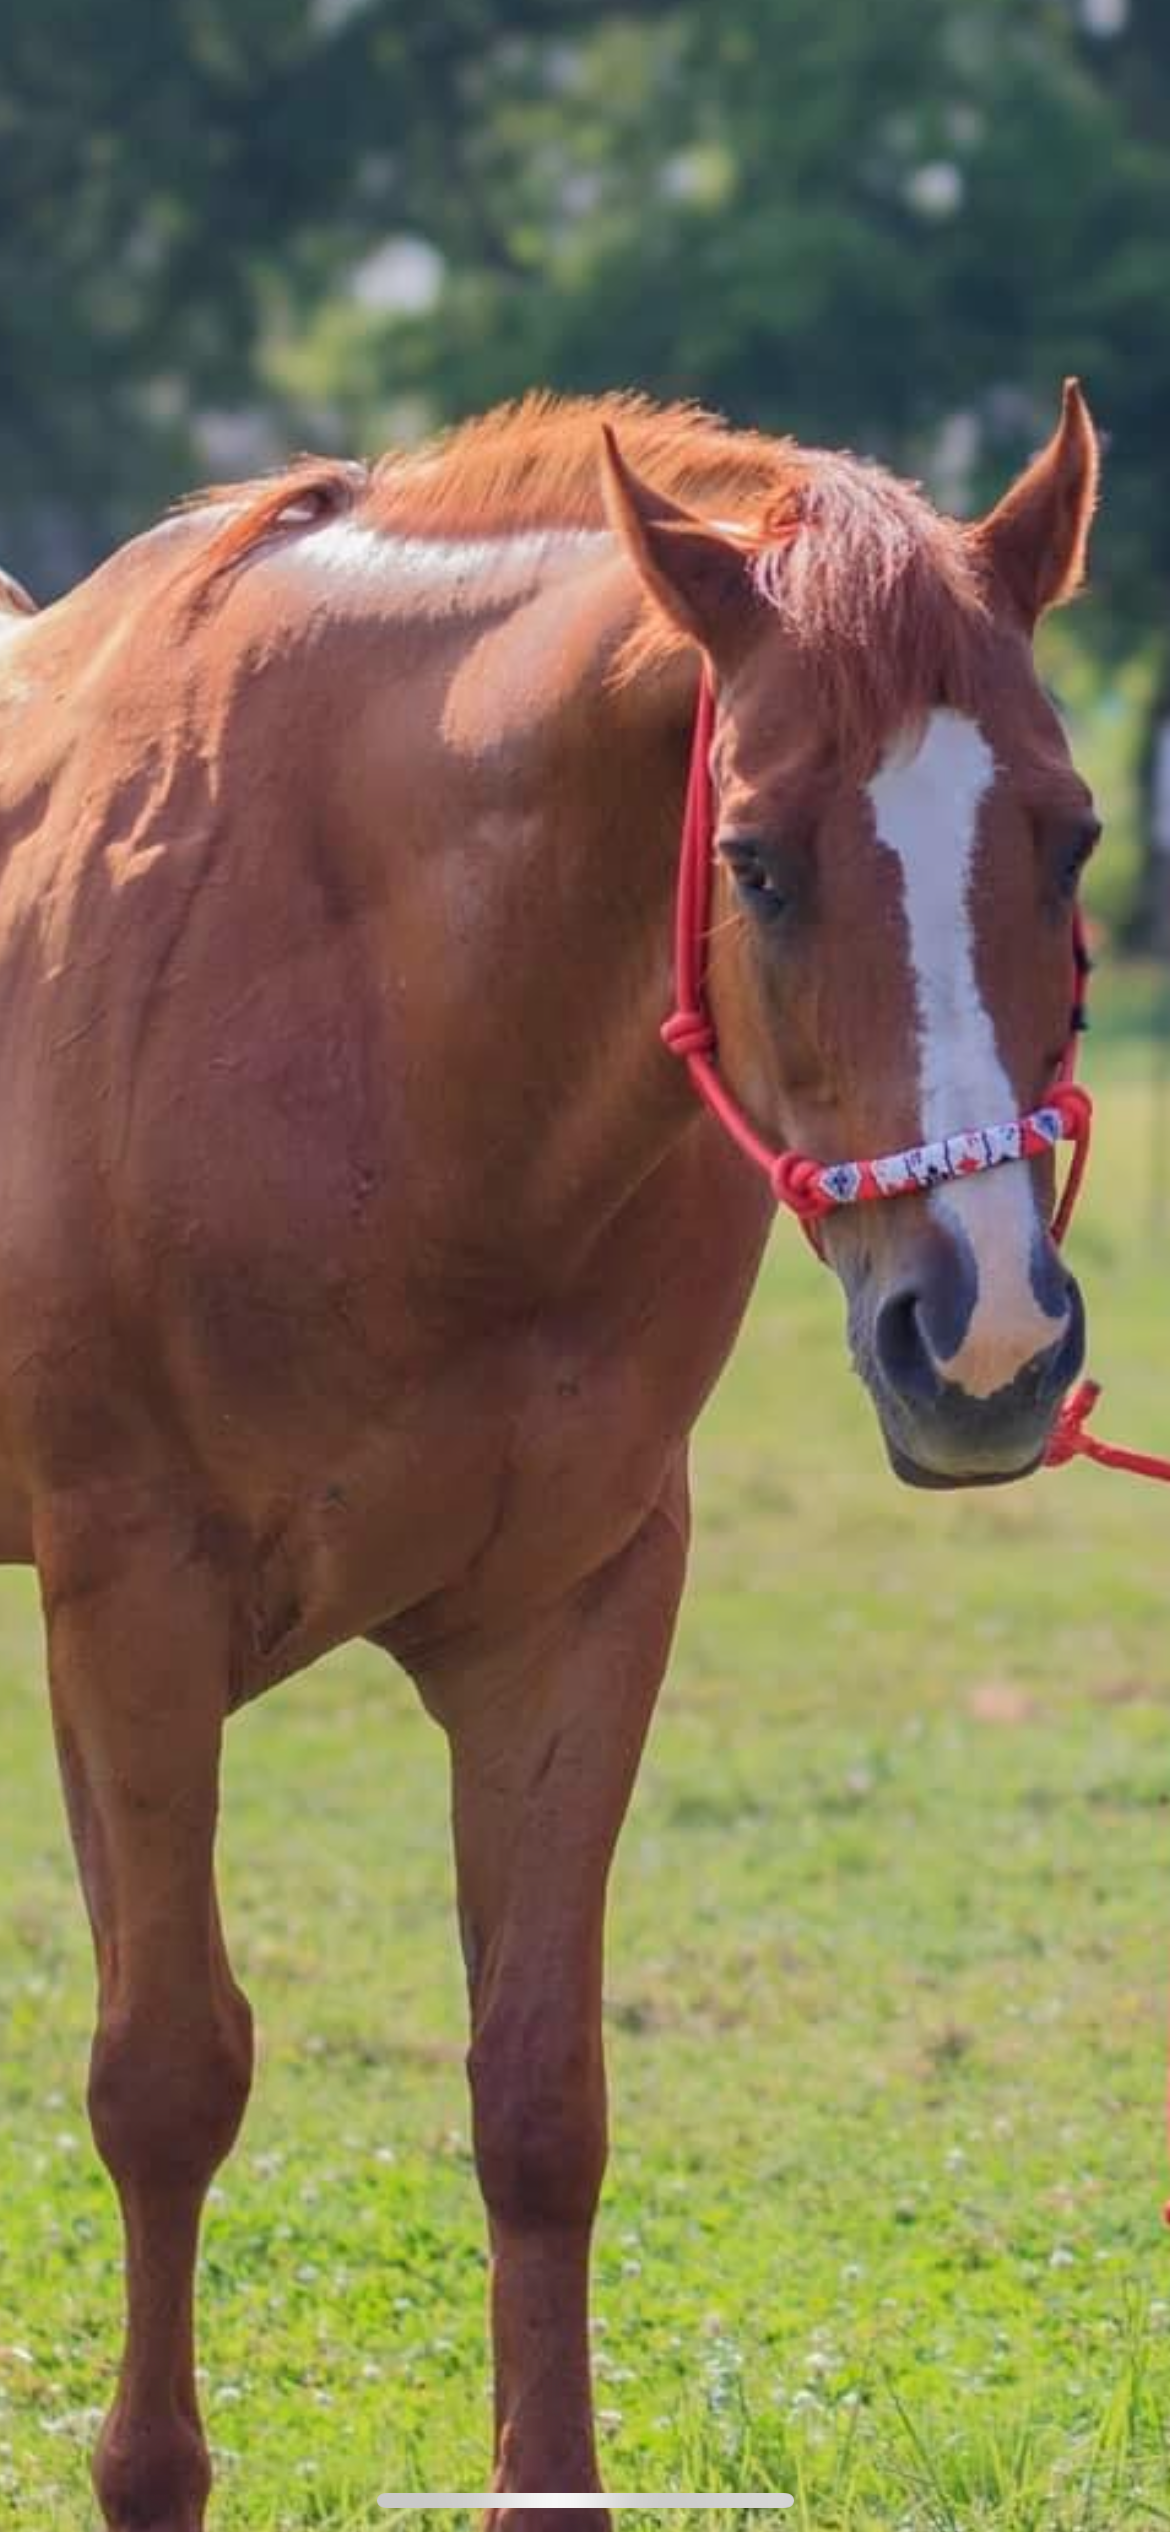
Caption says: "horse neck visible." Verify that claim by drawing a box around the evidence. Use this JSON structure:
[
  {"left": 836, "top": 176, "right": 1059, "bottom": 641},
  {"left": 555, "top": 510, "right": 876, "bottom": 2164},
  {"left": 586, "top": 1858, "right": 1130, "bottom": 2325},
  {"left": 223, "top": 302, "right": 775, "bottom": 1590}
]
[
  {"left": 526, "top": 654, "right": 700, "bottom": 1229},
  {"left": 372, "top": 559, "right": 703, "bottom": 1261}
]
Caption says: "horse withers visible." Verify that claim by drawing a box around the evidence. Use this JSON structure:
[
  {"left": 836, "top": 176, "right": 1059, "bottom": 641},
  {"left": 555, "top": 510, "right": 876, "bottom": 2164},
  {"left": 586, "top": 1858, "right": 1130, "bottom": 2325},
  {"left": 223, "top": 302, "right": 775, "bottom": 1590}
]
[{"left": 0, "top": 383, "right": 1099, "bottom": 2526}]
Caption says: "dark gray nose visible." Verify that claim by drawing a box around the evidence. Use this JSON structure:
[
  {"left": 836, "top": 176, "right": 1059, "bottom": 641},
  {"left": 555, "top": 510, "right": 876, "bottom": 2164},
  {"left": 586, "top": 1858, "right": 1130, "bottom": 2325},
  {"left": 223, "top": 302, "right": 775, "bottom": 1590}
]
[
  {"left": 874, "top": 1271, "right": 1084, "bottom": 1412},
  {"left": 868, "top": 1267, "right": 1086, "bottom": 1485}
]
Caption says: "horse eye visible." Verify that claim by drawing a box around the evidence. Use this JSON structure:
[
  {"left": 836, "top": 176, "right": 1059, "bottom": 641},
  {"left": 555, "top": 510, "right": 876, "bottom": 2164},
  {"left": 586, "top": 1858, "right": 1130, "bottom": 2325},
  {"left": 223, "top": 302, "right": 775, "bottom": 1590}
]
[{"left": 719, "top": 835, "right": 790, "bottom": 918}]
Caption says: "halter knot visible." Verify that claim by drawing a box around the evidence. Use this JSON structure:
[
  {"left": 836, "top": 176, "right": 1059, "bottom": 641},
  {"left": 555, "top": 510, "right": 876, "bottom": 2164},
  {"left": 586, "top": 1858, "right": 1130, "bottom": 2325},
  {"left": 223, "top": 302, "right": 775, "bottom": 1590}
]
[
  {"left": 768, "top": 1150, "right": 834, "bottom": 1219},
  {"left": 1048, "top": 1080, "right": 1093, "bottom": 1135},
  {"left": 1041, "top": 1377, "right": 1170, "bottom": 1481},
  {"left": 661, "top": 1009, "right": 716, "bottom": 1061},
  {"left": 1042, "top": 1378, "right": 1102, "bottom": 1469}
]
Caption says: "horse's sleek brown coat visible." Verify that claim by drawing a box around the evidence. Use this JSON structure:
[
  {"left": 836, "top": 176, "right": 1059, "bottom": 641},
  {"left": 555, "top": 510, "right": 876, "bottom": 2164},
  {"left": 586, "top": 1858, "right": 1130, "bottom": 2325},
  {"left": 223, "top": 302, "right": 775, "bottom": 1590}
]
[{"left": 0, "top": 388, "right": 1098, "bottom": 2527}]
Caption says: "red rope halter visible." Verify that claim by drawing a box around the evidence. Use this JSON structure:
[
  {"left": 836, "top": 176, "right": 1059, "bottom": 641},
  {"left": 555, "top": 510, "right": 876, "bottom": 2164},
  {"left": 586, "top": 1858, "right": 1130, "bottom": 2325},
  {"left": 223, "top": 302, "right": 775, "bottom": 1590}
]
[{"left": 663, "top": 672, "right": 1170, "bottom": 1485}]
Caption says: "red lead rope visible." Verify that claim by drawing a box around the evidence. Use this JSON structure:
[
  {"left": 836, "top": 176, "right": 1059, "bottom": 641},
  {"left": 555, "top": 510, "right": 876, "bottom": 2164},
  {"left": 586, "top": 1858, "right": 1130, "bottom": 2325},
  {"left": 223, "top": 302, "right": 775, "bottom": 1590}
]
[{"left": 663, "top": 673, "right": 1170, "bottom": 1485}]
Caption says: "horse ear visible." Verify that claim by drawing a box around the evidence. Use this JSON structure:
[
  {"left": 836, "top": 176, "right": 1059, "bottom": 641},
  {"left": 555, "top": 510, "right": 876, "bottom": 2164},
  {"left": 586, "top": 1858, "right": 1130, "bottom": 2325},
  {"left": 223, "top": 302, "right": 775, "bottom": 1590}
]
[
  {"left": 973, "top": 379, "right": 1100, "bottom": 629},
  {"left": 600, "top": 425, "right": 750, "bottom": 649}
]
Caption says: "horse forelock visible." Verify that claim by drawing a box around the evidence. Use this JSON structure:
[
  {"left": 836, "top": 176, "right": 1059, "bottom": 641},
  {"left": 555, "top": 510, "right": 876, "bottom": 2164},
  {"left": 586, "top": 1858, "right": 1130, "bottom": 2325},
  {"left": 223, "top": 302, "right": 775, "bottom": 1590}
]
[{"left": 745, "top": 456, "right": 990, "bottom": 769}]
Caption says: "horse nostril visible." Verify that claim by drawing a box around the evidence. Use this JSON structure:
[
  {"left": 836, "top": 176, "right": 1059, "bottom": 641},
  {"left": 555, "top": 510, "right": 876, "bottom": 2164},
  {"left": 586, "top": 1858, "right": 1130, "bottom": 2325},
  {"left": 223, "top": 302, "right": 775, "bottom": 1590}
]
[
  {"left": 1050, "top": 1274, "right": 1086, "bottom": 1390},
  {"left": 873, "top": 1287, "right": 938, "bottom": 1401}
]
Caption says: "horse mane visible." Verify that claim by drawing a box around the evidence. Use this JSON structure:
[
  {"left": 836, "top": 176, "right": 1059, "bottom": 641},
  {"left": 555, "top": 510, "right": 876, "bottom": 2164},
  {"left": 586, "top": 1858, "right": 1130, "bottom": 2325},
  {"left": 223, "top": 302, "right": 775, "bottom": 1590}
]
[
  {"left": 367, "top": 392, "right": 785, "bottom": 530},
  {"left": 180, "top": 393, "right": 989, "bottom": 761}
]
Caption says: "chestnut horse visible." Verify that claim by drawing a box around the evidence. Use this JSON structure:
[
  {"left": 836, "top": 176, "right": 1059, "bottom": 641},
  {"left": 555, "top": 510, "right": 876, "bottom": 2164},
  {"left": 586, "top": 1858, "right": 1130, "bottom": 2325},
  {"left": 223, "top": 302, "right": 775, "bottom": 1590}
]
[{"left": 0, "top": 384, "right": 1099, "bottom": 2527}]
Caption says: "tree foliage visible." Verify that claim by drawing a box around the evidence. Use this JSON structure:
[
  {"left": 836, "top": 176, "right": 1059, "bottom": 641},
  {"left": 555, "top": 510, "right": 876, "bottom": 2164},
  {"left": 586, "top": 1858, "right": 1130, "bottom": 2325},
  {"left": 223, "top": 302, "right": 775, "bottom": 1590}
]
[
  {"left": 0, "top": 0, "right": 658, "bottom": 582},
  {"left": 2, "top": 0, "right": 1168, "bottom": 664}
]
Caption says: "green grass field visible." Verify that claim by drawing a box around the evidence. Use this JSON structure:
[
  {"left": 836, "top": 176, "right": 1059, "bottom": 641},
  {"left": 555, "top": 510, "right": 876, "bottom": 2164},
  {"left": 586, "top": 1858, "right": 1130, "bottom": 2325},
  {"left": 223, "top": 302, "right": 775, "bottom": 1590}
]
[{"left": 1, "top": 993, "right": 1169, "bottom": 2530}]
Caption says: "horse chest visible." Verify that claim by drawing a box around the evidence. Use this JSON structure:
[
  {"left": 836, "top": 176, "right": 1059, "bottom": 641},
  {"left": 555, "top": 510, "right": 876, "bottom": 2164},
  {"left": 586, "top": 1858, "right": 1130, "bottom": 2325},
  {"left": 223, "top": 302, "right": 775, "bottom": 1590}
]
[
  {"left": 241, "top": 1177, "right": 767, "bottom": 1691},
  {"left": 240, "top": 1318, "right": 689, "bottom": 1689}
]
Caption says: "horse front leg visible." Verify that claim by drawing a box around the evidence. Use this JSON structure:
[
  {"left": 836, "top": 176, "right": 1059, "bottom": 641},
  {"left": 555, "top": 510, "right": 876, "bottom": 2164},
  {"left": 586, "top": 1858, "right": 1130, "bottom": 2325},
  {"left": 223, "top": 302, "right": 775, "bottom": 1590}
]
[
  {"left": 36, "top": 1486, "right": 253, "bottom": 2532},
  {"left": 423, "top": 1474, "right": 689, "bottom": 2530}
]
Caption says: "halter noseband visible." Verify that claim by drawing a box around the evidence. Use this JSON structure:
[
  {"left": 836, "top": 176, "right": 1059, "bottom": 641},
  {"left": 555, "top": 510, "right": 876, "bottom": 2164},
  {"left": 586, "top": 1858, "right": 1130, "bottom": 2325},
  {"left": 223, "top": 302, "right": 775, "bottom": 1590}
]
[{"left": 662, "top": 671, "right": 1169, "bottom": 1484}]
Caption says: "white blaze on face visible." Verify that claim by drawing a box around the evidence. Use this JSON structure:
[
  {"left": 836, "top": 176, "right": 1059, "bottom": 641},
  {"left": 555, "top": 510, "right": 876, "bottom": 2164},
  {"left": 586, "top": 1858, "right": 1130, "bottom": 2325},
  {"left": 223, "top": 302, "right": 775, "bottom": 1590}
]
[{"left": 867, "top": 708, "right": 1068, "bottom": 1399}]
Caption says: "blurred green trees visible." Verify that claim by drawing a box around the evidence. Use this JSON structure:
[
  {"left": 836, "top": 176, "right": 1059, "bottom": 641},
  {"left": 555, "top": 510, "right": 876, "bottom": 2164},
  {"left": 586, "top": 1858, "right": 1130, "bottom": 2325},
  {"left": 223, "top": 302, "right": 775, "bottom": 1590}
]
[
  {"left": 2, "top": 0, "right": 1169, "bottom": 898},
  {"left": 4, "top": 0, "right": 1167, "bottom": 617},
  {"left": 0, "top": 0, "right": 662, "bottom": 581}
]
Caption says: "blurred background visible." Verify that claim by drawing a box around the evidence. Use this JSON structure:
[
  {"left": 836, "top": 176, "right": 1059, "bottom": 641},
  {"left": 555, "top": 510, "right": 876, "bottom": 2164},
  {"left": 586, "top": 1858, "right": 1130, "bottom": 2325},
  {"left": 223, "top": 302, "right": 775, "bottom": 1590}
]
[
  {"left": 2, "top": 0, "right": 1170, "bottom": 948},
  {"left": 3, "top": 13, "right": 1170, "bottom": 2521}
]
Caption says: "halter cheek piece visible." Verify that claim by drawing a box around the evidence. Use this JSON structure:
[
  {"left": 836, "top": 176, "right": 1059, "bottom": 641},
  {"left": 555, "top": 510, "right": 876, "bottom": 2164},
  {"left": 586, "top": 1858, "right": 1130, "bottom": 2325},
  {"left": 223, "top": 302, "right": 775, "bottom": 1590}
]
[{"left": 663, "top": 671, "right": 1170, "bottom": 1485}]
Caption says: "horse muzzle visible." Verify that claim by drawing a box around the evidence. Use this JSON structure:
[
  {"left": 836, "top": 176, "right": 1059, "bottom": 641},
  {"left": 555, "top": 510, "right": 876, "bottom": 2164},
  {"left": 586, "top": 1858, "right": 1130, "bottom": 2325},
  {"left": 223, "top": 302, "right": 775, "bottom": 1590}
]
[{"left": 852, "top": 1243, "right": 1086, "bottom": 1489}]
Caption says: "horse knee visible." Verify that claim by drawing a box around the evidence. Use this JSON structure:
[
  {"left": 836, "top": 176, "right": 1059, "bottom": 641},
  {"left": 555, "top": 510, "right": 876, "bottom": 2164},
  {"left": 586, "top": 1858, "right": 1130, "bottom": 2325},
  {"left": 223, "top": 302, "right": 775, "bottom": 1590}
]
[
  {"left": 469, "top": 2012, "right": 606, "bottom": 2234},
  {"left": 89, "top": 1985, "right": 253, "bottom": 2193}
]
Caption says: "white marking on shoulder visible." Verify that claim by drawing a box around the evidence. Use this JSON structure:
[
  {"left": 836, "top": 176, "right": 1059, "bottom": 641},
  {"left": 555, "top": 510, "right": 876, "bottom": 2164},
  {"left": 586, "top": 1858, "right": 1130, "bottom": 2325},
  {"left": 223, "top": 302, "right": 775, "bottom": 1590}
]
[
  {"left": 868, "top": 708, "right": 1067, "bottom": 1396},
  {"left": 270, "top": 519, "right": 613, "bottom": 613},
  {"left": 0, "top": 607, "right": 36, "bottom": 703}
]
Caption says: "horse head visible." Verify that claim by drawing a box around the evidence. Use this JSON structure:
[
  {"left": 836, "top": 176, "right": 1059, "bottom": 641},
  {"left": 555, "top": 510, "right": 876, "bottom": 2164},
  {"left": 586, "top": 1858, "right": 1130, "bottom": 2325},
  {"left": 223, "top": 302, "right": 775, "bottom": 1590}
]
[{"left": 604, "top": 385, "right": 1101, "bottom": 1488}]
